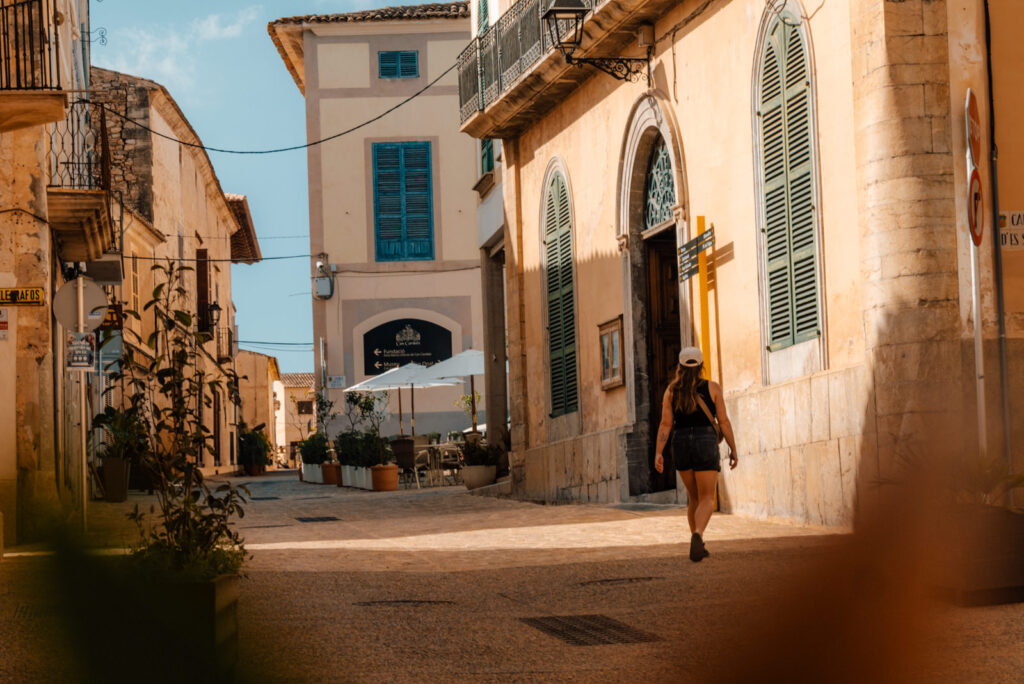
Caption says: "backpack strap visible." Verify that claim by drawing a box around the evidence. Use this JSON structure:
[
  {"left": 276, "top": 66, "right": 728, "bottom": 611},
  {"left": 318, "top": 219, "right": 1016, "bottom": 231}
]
[{"left": 695, "top": 393, "right": 724, "bottom": 442}]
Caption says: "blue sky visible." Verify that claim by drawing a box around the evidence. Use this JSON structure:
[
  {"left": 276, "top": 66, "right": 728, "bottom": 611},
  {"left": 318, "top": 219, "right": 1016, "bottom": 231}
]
[{"left": 90, "top": 0, "right": 392, "bottom": 372}]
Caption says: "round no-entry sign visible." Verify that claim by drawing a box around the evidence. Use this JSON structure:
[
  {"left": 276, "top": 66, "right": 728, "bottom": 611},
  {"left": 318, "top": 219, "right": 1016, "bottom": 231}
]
[
  {"left": 968, "top": 167, "right": 983, "bottom": 246},
  {"left": 965, "top": 89, "right": 982, "bottom": 168}
]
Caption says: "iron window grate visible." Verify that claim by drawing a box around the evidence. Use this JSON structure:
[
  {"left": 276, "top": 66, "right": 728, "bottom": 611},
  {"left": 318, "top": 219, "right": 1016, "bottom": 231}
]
[
  {"left": 295, "top": 516, "right": 340, "bottom": 523},
  {"left": 519, "top": 614, "right": 659, "bottom": 646}
]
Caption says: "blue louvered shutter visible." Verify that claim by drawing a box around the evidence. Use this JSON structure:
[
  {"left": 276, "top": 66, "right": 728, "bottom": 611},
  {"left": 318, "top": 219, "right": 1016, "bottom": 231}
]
[
  {"left": 402, "top": 142, "right": 433, "bottom": 259},
  {"left": 379, "top": 51, "right": 418, "bottom": 78},
  {"left": 759, "top": 16, "right": 819, "bottom": 351},
  {"left": 373, "top": 142, "right": 434, "bottom": 261},
  {"left": 545, "top": 173, "right": 577, "bottom": 417},
  {"left": 379, "top": 51, "right": 399, "bottom": 78}
]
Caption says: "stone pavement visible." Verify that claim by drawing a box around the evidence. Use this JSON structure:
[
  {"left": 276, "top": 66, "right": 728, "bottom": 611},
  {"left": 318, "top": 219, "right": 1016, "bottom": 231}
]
[{"left": 2, "top": 473, "right": 1023, "bottom": 682}]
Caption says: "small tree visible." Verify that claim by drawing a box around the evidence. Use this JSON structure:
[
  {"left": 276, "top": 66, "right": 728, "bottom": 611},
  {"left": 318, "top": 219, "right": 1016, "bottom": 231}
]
[{"left": 106, "top": 259, "right": 248, "bottom": 580}]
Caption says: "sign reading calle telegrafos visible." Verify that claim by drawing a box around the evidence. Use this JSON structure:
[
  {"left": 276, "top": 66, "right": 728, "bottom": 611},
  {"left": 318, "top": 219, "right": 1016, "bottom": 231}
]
[{"left": 362, "top": 318, "right": 452, "bottom": 376}]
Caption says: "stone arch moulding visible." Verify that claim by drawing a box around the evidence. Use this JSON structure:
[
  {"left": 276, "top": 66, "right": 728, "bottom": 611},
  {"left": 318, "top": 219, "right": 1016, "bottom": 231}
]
[
  {"left": 351, "top": 307, "right": 464, "bottom": 385},
  {"left": 537, "top": 156, "right": 584, "bottom": 440},
  {"left": 615, "top": 89, "right": 689, "bottom": 430},
  {"left": 750, "top": 0, "right": 828, "bottom": 385}
]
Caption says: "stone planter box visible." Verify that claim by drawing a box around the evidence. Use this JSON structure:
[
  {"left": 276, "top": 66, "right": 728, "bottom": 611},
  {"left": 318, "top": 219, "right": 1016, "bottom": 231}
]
[
  {"left": 939, "top": 505, "right": 1024, "bottom": 606},
  {"left": 341, "top": 465, "right": 354, "bottom": 486},
  {"left": 301, "top": 463, "right": 323, "bottom": 484},
  {"left": 352, "top": 466, "right": 372, "bottom": 490}
]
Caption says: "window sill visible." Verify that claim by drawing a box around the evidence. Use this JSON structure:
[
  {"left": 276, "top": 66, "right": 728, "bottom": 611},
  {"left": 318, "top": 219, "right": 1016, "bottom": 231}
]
[{"left": 473, "top": 170, "right": 495, "bottom": 198}]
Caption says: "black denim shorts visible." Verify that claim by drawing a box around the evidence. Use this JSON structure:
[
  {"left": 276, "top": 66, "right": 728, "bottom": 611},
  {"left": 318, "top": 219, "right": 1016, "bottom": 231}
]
[{"left": 672, "top": 426, "right": 721, "bottom": 472}]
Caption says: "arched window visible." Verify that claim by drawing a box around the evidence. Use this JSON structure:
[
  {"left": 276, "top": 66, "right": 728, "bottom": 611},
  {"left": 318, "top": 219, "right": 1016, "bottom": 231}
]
[
  {"left": 644, "top": 137, "right": 675, "bottom": 231},
  {"left": 756, "top": 11, "right": 820, "bottom": 351},
  {"left": 544, "top": 172, "right": 578, "bottom": 417}
]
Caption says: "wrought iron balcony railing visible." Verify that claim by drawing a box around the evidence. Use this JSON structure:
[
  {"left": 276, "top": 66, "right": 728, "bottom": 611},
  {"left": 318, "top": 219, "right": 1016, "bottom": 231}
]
[
  {"left": 50, "top": 100, "right": 110, "bottom": 190},
  {"left": 0, "top": 0, "right": 60, "bottom": 90},
  {"left": 458, "top": 0, "right": 598, "bottom": 124}
]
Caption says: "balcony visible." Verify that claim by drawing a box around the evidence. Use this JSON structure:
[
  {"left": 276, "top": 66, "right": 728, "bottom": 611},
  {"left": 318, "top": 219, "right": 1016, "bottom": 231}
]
[
  {"left": 0, "top": 0, "right": 65, "bottom": 132},
  {"left": 47, "top": 100, "right": 118, "bottom": 264},
  {"left": 458, "top": 0, "right": 674, "bottom": 139}
]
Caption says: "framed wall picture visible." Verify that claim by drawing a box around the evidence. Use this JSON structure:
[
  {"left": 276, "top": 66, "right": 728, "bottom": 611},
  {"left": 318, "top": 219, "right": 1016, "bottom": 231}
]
[{"left": 599, "top": 316, "right": 624, "bottom": 390}]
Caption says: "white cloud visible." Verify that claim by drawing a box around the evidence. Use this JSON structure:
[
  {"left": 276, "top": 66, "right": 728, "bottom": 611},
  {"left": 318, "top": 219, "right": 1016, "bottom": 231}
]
[
  {"left": 94, "top": 6, "right": 262, "bottom": 97},
  {"left": 193, "top": 6, "right": 262, "bottom": 40}
]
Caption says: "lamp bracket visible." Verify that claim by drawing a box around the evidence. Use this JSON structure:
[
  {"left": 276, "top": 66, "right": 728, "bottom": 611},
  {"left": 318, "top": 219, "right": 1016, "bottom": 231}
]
[{"left": 563, "top": 46, "right": 652, "bottom": 84}]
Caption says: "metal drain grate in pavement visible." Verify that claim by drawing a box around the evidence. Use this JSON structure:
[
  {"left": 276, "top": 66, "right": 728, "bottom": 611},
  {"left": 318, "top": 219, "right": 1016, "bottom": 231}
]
[
  {"left": 519, "top": 614, "right": 659, "bottom": 646},
  {"left": 578, "top": 576, "right": 662, "bottom": 588},
  {"left": 295, "top": 516, "right": 340, "bottom": 523},
  {"left": 250, "top": 496, "right": 281, "bottom": 501},
  {"left": 241, "top": 523, "right": 294, "bottom": 529},
  {"left": 354, "top": 599, "right": 455, "bottom": 607}
]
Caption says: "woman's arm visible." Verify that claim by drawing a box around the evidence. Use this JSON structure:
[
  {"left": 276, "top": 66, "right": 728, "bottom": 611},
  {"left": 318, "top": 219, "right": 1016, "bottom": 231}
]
[
  {"left": 710, "top": 381, "right": 738, "bottom": 469},
  {"left": 654, "top": 389, "right": 674, "bottom": 474}
]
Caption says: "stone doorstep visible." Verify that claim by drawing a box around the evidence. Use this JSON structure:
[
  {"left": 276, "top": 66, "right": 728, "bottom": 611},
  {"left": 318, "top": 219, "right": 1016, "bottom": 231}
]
[{"left": 466, "top": 478, "right": 512, "bottom": 498}]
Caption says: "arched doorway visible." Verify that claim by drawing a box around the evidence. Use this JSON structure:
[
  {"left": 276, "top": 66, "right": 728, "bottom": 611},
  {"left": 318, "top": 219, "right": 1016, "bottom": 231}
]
[{"left": 617, "top": 94, "right": 687, "bottom": 497}]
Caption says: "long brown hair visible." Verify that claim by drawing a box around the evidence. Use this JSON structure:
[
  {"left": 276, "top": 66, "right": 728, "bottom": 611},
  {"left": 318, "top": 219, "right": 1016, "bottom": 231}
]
[{"left": 667, "top": 363, "right": 704, "bottom": 414}]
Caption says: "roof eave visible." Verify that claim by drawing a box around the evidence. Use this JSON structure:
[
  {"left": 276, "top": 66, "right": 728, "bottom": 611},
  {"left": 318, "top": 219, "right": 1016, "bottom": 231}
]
[{"left": 267, "top": 21, "right": 306, "bottom": 95}]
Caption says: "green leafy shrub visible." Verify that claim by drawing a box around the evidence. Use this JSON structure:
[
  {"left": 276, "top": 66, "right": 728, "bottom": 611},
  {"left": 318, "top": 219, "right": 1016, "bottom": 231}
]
[
  {"left": 299, "top": 432, "right": 331, "bottom": 465},
  {"left": 92, "top": 403, "right": 149, "bottom": 464},
  {"left": 460, "top": 441, "right": 502, "bottom": 467},
  {"left": 237, "top": 422, "right": 272, "bottom": 468}
]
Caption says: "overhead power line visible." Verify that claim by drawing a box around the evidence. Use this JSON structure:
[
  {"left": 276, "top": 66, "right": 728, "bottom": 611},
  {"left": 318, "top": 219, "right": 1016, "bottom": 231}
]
[
  {"left": 132, "top": 253, "right": 312, "bottom": 262},
  {"left": 78, "top": 62, "right": 456, "bottom": 155}
]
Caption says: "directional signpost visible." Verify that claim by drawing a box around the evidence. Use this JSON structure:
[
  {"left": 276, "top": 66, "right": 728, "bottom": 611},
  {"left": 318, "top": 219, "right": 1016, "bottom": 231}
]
[
  {"left": 965, "top": 88, "right": 986, "bottom": 461},
  {"left": 678, "top": 217, "right": 714, "bottom": 378}
]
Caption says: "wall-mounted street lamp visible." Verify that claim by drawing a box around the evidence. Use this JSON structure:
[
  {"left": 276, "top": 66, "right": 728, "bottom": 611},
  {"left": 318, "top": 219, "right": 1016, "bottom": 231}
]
[
  {"left": 542, "top": 0, "right": 650, "bottom": 83},
  {"left": 207, "top": 301, "right": 222, "bottom": 328}
]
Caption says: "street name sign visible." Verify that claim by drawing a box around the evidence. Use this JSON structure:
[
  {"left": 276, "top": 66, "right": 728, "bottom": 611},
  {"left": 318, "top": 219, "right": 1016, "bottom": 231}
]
[{"left": 0, "top": 287, "right": 43, "bottom": 306}]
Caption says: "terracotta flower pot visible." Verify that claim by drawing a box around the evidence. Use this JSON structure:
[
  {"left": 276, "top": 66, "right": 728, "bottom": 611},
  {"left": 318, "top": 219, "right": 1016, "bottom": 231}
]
[
  {"left": 371, "top": 464, "right": 399, "bottom": 491},
  {"left": 322, "top": 462, "right": 340, "bottom": 486}
]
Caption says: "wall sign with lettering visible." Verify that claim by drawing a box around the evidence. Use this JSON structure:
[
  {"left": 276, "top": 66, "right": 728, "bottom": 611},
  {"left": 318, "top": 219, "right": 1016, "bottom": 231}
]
[
  {"left": 362, "top": 318, "right": 453, "bottom": 376},
  {"left": 1000, "top": 211, "right": 1024, "bottom": 250}
]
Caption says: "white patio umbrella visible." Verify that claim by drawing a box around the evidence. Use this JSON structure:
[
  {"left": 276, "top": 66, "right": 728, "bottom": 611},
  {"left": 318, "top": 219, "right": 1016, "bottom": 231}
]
[
  {"left": 343, "top": 363, "right": 457, "bottom": 435},
  {"left": 418, "top": 350, "right": 485, "bottom": 432}
]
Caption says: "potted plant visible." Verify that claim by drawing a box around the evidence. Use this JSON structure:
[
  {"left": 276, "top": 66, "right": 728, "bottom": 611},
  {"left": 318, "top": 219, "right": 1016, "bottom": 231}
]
[
  {"left": 335, "top": 430, "right": 360, "bottom": 487},
  {"left": 299, "top": 432, "right": 330, "bottom": 484},
  {"left": 237, "top": 422, "right": 272, "bottom": 476},
  {"left": 92, "top": 402, "right": 149, "bottom": 502},
  {"left": 461, "top": 441, "right": 501, "bottom": 490},
  {"left": 454, "top": 390, "right": 482, "bottom": 444},
  {"left": 372, "top": 438, "right": 398, "bottom": 492},
  {"left": 101, "top": 260, "right": 249, "bottom": 676}
]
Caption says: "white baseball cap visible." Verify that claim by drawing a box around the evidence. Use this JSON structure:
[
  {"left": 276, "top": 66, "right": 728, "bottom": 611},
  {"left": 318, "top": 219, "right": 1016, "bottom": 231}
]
[{"left": 678, "top": 346, "right": 703, "bottom": 367}]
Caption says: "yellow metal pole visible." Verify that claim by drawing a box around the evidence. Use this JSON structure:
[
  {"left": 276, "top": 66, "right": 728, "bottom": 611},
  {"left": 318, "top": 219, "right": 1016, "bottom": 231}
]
[{"left": 696, "top": 216, "right": 711, "bottom": 380}]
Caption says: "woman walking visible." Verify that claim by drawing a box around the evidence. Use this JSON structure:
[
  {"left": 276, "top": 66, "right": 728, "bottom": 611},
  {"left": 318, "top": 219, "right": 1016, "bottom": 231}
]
[{"left": 654, "top": 347, "right": 737, "bottom": 562}]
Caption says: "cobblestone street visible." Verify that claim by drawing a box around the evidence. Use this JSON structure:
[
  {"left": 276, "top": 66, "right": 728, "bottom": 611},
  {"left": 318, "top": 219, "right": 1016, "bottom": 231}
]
[{"left": 2, "top": 473, "right": 1023, "bottom": 682}]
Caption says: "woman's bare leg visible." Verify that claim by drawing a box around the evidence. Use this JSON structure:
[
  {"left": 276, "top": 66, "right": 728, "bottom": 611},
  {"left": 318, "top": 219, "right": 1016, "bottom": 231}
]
[
  {"left": 678, "top": 469, "right": 697, "bottom": 533},
  {"left": 693, "top": 469, "right": 718, "bottom": 535}
]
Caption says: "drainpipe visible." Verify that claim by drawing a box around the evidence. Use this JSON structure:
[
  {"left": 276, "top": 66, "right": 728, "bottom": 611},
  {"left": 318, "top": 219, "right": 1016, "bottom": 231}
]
[{"left": 983, "top": 0, "right": 1012, "bottom": 470}]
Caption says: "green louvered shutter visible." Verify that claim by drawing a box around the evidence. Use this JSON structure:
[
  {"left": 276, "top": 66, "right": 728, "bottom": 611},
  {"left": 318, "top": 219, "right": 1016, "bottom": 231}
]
[
  {"left": 402, "top": 142, "right": 434, "bottom": 259},
  {"left": 783, "top": 25, "right": 818, "bottom": 343},
  {"left": 545, "top": 173, "right": 577, "bottom": 417},
  {"left": 759, "top": 16, "right": 819, "bottom": 350},
  {"left": 373, "top": 141, "right": 434, "bottom": 261},
  {"left": 373, "top": 144, "right": 404, "bottom": 260}
]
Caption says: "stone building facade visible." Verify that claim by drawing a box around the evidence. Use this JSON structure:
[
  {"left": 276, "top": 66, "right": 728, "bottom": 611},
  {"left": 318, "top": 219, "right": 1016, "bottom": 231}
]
[
  {"left": 0, "top": 0, "right": 102, "bottom": 545},
  {"left": 458, "top": 0, "right": 1024, "bottom": 525},
  {"left": 90, "top": 67, "right": 263, "bottom": 476},
  {"left": 269, "top": 3, "right": 485, "bottom": 438},
  {"left": 236, "top": 350, "right": 282, "bottom": 464}
]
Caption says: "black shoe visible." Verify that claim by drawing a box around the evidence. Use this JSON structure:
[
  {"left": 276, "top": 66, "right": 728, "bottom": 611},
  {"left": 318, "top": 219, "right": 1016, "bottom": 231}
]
[{"left": 690, "top": 533, "right": 706, "bottom": 562}]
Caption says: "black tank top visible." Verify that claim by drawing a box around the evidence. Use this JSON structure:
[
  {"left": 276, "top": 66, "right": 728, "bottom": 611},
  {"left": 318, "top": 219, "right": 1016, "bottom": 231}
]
[{"left": 672, "top": 380, "right": 716, "bottom": 429}]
